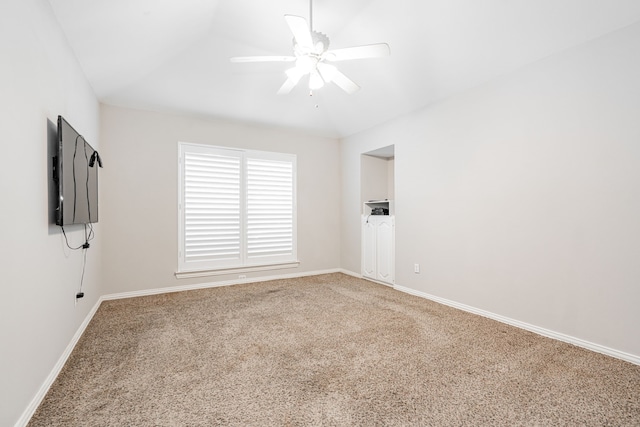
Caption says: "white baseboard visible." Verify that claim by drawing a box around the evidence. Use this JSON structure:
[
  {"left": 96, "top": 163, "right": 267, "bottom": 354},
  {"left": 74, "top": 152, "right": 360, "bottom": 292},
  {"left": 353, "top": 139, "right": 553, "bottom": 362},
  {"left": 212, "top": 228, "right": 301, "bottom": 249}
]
[
  {"left": 337, "top": 269, "right": 362, "bottom": 279},
  {"left": 394, "top": 284, "right": 640, "bottom": 366},
  {"left": 15, "top": 298, "right": 103, "bottom": 427},
  {"left": 102, "top": 268, "right": 343, "bottom": 301}
]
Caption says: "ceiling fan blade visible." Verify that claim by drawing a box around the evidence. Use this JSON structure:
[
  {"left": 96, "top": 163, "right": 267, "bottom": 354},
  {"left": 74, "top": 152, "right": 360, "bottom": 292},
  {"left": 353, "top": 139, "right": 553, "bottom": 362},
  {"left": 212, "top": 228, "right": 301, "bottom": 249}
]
[
  {"left": 284, "top": 14, "right": 313, "bottom": 49},
  {"left": 317, "top": 63, "right": 337, "bottom": 82},
  {"left": 277, "top": 66, "right": 306, "bottom": 95},
  {"left": 329, "top": 68, "right": 360, "bottom": 95},
  {"left": 325, "top": 43, "right": 390, "bottom": 62},
  {"left": 277, "top": 77, "right": 298, "bottom": 95},
  {"left": 230, "top": 56, "right": 296, "bottom": 63}
]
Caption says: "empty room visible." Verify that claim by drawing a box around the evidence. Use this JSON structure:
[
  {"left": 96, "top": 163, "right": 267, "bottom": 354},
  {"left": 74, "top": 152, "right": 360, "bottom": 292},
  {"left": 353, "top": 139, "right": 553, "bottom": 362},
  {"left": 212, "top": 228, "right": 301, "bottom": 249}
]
[{"left": 2, "top": 0, "right": 639, "bottom": 425}]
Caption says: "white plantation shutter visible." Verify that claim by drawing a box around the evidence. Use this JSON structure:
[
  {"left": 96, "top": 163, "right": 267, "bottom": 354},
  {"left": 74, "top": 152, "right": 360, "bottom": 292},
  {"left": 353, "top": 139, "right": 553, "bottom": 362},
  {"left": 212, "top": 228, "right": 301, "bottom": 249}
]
[
  {"left": 246, "top": 154, "right": 294, "bottom": 262},
  {"left": 178, "top": 143, "right": 296, "bottom": 273}
]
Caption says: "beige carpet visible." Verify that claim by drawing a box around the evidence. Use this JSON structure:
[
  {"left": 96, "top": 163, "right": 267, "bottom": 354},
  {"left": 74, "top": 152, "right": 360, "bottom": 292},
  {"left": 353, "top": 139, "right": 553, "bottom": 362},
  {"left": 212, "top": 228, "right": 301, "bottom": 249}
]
[{"left": 29, "top": 273, "right": 640, "bottom": 426}]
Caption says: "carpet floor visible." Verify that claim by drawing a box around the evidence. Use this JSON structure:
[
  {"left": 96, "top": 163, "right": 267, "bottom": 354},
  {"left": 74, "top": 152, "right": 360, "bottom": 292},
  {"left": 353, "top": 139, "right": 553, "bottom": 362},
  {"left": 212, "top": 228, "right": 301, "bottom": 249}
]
[{"left": 29, "top": 273, "right": 640, "bottom": 426}]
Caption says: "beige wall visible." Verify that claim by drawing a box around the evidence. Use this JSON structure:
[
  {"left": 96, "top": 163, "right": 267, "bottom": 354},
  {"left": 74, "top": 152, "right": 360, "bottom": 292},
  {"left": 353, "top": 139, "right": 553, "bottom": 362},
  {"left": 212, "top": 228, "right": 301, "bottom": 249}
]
[
  {"left": 360, "top": 155, "right": 390, "bottom": 209},
  {"left": 100, "top": 106, "right": 341, "bottom": 294},
  {"left": 387, "top": 159, "right": 395, "bottom": 201},
  {"left": 6, "top": 3, "right": 640, "bottom": 424},
  {"left": 341, "top": 22, "right": 640, "bottom": 358},
  {"left": 0, "top": 0, "right": 101, "bottom": 425}
]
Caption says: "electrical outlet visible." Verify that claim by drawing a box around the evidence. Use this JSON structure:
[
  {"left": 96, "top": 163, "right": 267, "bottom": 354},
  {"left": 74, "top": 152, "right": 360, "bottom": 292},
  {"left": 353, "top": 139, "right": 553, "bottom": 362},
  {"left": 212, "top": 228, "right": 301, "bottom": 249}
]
[
  {"left": 239, "top": 274, "right": 247, "bottom": 279},
  {"left": 414, "top": 263, "right": 420, "bottom": 274}
]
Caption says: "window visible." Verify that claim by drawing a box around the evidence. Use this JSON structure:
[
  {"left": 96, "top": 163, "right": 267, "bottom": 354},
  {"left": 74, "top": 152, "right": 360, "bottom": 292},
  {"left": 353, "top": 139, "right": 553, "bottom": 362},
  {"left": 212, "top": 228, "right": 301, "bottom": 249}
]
[{"left": 178, "top": 143, "right": 297, "bottom": 275}]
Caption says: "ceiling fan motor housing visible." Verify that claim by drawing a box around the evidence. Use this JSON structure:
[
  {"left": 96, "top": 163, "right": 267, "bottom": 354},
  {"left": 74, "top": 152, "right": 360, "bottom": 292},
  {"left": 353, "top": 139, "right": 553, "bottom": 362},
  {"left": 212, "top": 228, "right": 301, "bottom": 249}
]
[{"left": 294, "top": 31, "right": 330, "bottom": 57}]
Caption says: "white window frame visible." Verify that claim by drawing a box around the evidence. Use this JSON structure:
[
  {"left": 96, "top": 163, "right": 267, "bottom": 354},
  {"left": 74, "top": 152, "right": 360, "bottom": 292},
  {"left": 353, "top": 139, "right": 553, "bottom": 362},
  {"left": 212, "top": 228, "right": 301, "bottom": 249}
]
[{"left": 177, "top": 142, "right": 298, "bottom": 277}]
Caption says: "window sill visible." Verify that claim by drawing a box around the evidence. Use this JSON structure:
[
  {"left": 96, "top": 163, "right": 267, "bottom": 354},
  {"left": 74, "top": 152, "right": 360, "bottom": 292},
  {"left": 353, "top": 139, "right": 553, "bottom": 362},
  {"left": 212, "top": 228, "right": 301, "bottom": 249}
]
[{"left": 175, "top": 261, "right": 300, "bottom": 279}]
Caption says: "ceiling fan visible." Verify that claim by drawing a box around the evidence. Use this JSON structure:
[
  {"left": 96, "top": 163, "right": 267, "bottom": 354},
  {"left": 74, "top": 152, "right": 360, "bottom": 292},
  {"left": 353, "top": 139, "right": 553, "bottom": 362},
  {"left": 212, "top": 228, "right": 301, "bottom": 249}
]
[{"left": 230, "top": 0, "right": 390, "bottom": 95}]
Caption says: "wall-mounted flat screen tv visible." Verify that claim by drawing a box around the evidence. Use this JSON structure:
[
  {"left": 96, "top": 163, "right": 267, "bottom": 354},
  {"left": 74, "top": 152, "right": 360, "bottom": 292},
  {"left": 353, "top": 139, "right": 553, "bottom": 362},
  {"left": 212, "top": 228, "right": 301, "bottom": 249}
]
[{"left": 54, "top": 116, "right": 100, "bottom": 226}]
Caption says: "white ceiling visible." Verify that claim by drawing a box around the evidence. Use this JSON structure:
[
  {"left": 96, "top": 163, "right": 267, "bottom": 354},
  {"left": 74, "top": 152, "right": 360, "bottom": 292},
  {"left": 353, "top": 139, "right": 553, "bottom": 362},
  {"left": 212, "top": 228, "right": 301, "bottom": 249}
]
[{"left": 48, "top": 0, "right": 640, "bottom": 138}]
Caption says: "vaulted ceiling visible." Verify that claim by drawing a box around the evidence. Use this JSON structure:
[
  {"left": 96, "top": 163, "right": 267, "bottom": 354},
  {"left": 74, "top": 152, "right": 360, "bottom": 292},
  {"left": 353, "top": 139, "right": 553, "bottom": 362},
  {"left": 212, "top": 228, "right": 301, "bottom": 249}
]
[{"left": 48, "top": 0, "right": 640, "bottom": 138}]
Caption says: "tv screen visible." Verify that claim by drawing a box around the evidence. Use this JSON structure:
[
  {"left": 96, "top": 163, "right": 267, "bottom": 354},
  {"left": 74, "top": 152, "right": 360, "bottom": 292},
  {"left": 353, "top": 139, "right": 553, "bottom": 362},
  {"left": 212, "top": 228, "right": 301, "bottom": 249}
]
[{"left": 55, "top": 116, "right": 100, "bottom": 226}]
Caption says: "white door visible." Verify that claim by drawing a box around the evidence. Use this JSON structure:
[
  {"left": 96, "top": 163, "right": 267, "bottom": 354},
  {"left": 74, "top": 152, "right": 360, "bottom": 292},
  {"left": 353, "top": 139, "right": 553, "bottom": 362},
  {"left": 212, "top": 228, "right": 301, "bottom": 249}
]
[
  {"left": 362, "top": 217, "right": 376, "bottom": 278},
  {"left": 376, "top": 216, "right": 394, "bottom": 283}
]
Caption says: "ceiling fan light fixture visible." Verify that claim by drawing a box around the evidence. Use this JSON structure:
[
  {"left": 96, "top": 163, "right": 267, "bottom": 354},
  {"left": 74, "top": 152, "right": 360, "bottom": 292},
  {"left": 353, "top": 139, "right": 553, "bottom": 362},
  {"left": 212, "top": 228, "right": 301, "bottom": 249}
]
[
  {"left": 295, "top": 55, "right": 317, "bottom": 74},
  {"left": 309, "top": 69, "right": 324, "bottom": 90}
]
